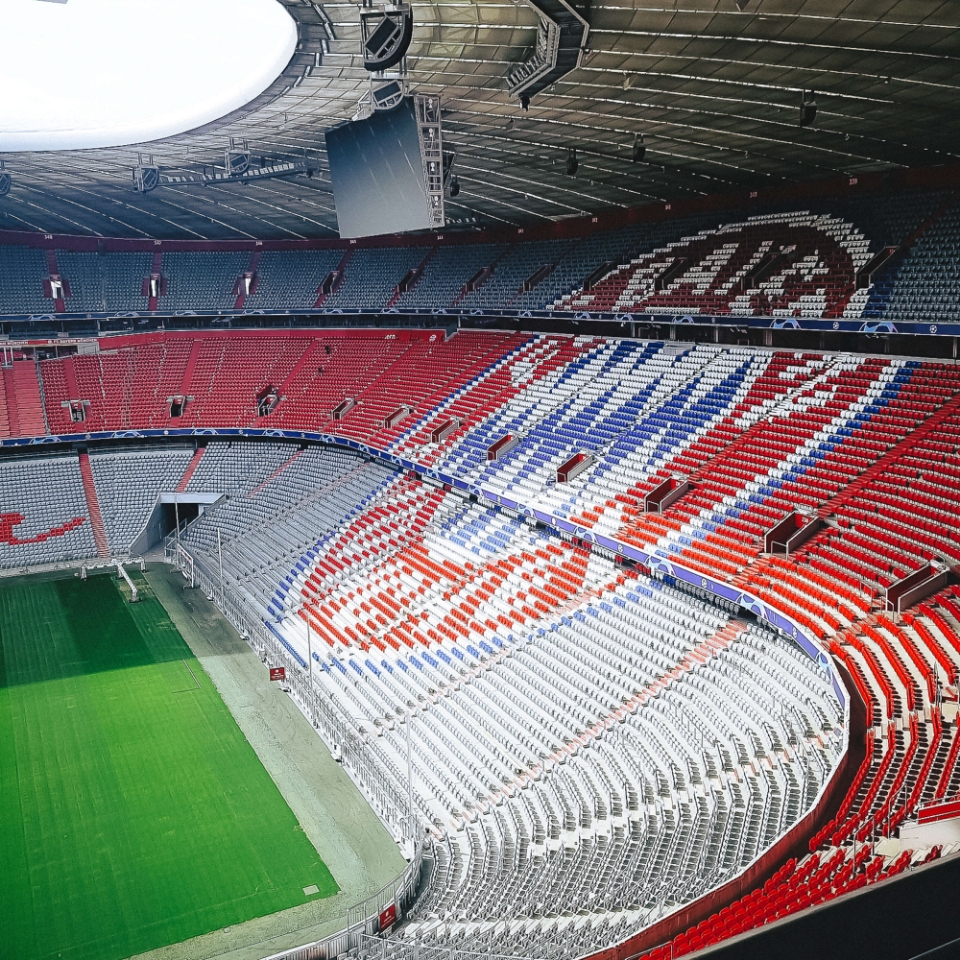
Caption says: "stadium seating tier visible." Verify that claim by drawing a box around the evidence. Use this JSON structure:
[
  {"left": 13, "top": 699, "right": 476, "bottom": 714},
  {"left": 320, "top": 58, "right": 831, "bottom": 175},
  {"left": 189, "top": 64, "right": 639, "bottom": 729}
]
[
  {"left": 0, "top": 185, "right": 956, "bottom": 320},
  {"left": 0, "top": 328, "right": 957, "bottom": 960}
]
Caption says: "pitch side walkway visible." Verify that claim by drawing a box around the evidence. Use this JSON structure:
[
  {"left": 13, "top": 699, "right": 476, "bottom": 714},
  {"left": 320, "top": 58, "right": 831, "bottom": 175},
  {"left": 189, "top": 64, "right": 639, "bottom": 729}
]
[{"left": 136, "top": 565, "right": 406, "bottom": 960}]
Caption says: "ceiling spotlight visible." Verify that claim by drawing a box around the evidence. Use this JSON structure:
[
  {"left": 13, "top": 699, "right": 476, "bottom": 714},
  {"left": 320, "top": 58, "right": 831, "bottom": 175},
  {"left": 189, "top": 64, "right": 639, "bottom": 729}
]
[
  {"left": 566, "top": 149, "right": 579, "bottom": 176},
  {"left": 799, "top": 90, "right": 817, "bottom": 128},
  {"left": 632, "top": 133, "right": 646, "bottom": 163},
  {"left": 449, "top": 176, "right": 461, "bottom": 198}
]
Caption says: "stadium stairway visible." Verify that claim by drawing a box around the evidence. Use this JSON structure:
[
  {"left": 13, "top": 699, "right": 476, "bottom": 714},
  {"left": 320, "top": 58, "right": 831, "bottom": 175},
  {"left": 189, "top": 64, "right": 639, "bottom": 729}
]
[
  {"left": 246, "top": 448, "right": 305, "bottom": 498},
  {"left": 0, "top": 366, "right": 17, "bottom": 439},
  {"left": 385, "top": 246, "right": 437, "bottom": 309},
  {"left": 77, "top": 452, "right": 110, "bottom": 558},
  {"left": 176, "top": 447, "right": 206, "bottom": 492},
  {"left": 6, "top": 360, "right": 48, "bottom": 437},
  {"left": 179, "top": 341, "right": 203, "bottom": 399}
]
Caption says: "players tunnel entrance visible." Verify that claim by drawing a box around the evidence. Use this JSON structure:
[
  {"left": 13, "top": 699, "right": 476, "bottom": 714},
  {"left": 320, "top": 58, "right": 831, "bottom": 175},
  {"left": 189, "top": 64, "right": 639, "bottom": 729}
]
[
  {"left": 131, "top": 493, "right": 224, "bottom": 555},
  {"left": 162, "top": 500, "right": 200, "bottom": 536}
]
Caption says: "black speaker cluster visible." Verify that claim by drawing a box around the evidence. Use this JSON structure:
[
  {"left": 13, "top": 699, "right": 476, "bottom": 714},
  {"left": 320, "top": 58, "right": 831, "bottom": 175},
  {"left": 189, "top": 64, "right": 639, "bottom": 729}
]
[{"left": 360, "top": 4, "right": 414, "bottom": 72}]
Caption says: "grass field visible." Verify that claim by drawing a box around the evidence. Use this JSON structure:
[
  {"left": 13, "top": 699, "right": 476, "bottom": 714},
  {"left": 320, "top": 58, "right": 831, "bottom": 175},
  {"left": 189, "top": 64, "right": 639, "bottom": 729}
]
[{"left": 0, "top": 571, "right": 338, "bottom": 960}]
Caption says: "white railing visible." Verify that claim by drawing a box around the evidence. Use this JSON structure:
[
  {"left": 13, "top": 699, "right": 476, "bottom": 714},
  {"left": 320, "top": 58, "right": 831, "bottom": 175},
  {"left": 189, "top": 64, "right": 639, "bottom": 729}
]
[{"left": 357, "top": 935, "right": 545, "bottom": 960}]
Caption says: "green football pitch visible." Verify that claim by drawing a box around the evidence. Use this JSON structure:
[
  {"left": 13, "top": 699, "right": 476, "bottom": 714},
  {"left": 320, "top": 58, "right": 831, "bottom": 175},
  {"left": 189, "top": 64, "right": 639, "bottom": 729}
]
[{"left": 0, "top": 571, "right": 338, "bottom": 960}]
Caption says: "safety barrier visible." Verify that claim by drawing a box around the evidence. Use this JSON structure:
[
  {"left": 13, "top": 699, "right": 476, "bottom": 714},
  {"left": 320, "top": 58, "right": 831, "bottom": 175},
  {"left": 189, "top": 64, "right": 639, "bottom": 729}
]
[{"left": 165, "top": 539, "right": 426, "bottom": 960}]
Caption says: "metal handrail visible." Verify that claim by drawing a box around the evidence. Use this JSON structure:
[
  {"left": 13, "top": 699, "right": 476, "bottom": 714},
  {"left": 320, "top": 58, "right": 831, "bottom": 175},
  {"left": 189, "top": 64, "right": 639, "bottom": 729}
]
[{"left": 166, "top": 543, "right": 426, "bottom": 960}]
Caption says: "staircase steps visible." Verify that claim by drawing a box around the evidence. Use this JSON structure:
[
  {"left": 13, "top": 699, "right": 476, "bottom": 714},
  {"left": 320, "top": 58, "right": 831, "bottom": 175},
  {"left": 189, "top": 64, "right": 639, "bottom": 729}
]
[
  {"left": 77, "top": 451, "right": 110, "bottom": 558},
  {"left": 902, "top": 194, "right": 960, "bottom": 253},
  {"left": 63, "top": 356, "right": 80, "bottom": 398},
  {"left": 179, "top": 341, "right": 202, "bottom": 397},
  {"left": 234, "top": 251, "right": 262, "bottom": 309},
  {"left": 247, "top": 449, "right": 305, "bottom": 498},
  {"left": 44, "top": 250, "right": 67, "bottom": 312},
  {"left": 387, "top": 246, "right": 437, "bottom": 308},
  {"left": 0, "top": 368, "right": 14, "bottom": 438},
  {"left": 452, "top": 244, "right": 515, "bottom": 307},
  {"left": 177, "top": 447, "right": 206, "bottom": 492},
  {"left": 0, "top": 369, "right": 11, "bottom": 439},
  {"left": 8, "top": 361, "right": 47, "bottom": 437},
  {"left": 148, "top": 252, "right": 163, "bottom": 311},
  {"left": 314, "top": 249, "right": 354, "bottom": 308},
  {"left": 277, "top": 343, "right": 323, "bottom": 396}
]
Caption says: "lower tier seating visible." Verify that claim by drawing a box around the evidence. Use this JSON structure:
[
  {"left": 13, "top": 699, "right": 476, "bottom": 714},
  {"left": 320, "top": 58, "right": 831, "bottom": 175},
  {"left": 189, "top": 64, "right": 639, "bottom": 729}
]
[
  {"left": 179, "top": 463, "right": 844, "bottom": 957},
  {"left": 0, "top": 454, "right": 96, "bottom": 568},
  {"left": 89, "top": 447, "right": 194, "bottom": 554}
]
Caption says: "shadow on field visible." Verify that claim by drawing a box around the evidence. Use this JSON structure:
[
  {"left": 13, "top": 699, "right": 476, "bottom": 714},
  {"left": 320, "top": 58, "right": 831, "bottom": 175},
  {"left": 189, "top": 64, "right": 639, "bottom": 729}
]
[{"left": 0, "top": 571, "right": 190, "bottom": 689}]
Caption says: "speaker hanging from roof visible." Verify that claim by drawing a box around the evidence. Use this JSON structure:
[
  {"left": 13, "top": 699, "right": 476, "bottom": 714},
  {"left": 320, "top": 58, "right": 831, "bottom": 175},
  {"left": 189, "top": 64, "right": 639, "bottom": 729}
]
[
  {"left": 224, "top": 138, "right": 251, "bottom": 176},
  {"left": 132, "top": 154, "right": 159, "bottom": 193},
  {"left": 370, "top": 77, "right": 407, "bottom": 112},
  {"left": 360, "top": 3, "right": 413, "bottom": 72},
  {"left": 0, "top": 161, "right": 10, "bottom": 198},
  {"left": 442, "top": 148, "right": 457, "bottom": 189},
  {"left": 799, "top": 90, "right": 818, "bottom": 128}
]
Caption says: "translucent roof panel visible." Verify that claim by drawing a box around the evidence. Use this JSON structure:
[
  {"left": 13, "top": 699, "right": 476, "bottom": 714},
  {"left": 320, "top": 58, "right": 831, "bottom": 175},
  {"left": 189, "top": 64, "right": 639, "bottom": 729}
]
[{"left": 0, "top": 0, "right": 297, "bottom": 151}]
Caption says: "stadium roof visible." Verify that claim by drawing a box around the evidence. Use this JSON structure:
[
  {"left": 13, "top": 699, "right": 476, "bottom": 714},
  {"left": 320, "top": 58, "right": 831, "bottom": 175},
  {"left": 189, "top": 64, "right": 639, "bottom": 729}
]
[{"left": 1, "top": 0, "right": 958, "bottom": 240}]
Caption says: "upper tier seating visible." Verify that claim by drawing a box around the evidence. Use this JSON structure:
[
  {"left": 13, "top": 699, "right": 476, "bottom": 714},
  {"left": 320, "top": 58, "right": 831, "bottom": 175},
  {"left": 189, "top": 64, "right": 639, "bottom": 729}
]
[
  {"left": 251, "top": 249, "right": 345, "bottom": 310},
  {"left": 0, "top": 184, "right": 952, "bottom": 318},
  {"left": 392, "top": 243, "right": 508, "bottom": 311},
  {"left": 103, "top": 251, "right": 152, "bottom": 312},
  {"left": 883, "top": 201, "right": 960, "bottom": 324},
  {"left": 520, "top": 213, "right": 730, "bottom": 312},
  {"left": 556, "top": 212, "right": 874, "bottom": 318},
  {"left": 161, "top": 252, "right": 250, "bottom": 312},
  {"left": 321, "top": 247, "right": 427, "bottom": 311},
  {"left": 456, "top": 237, "right": 576, "bottom": 311},
  {"left": 55, "top": 251, "right": 106, "bottom": 313},
  {"left": 0, "top": 246, "right": 49, "bottom": 315},
  {"left": 806, "top": 187, "right": 955, "bottom": 253}
]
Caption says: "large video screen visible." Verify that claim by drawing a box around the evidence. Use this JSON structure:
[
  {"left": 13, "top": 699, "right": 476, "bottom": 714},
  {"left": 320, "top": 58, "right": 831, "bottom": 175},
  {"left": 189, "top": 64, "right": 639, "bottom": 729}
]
[{"left": 325, "top": 98, "right": 430, "bottom": 239}]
